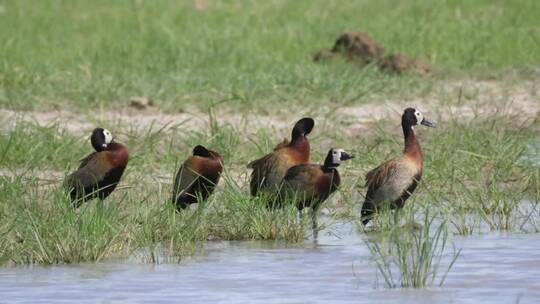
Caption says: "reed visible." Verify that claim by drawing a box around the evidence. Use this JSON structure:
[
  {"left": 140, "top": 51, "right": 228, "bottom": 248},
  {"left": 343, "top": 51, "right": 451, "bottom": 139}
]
[{"left": 365, "top": 208, "right": 461, "bottom": 288}]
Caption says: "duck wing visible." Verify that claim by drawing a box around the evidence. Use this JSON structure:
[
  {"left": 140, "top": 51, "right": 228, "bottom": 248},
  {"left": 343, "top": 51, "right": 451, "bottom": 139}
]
[
  {"left": 172, "top": 159, "right": 200, "bottom": 203},
  {"left": 282, "top": 164, "right": 320, "bottom": 208},
  {"left": 246, "top": 152, "right": 271, "bottom": 169},
  {"left": 65, "top": 152, "right": 113, "bottom": 202},
  {"left": 364, "top": 156, "right": 422, "bottom": 211},
  {"left": 78, "top": 152, "right": 98, "bottom": 169},
  {"left": 248, "top": 152, "right": 281, "bottom": 196},
  {"left": 364, "top": 158, "right": 400, "bottom": 197}
]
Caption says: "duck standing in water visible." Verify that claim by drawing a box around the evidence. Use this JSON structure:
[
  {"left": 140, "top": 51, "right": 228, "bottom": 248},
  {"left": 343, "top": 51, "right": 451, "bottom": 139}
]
[
  {"left": 248, "top": 117, "right": 314, "bottom": 198},
  {"left": 65, "top": 128, "right": 129, "bottom": 207},
  {"left": 281, "top": 148, "right": 354, "bottom": 230},
  {"left": 361, "top": 108, "right": 436, "bottom": 226},
  {"left": 172, "top": 145, "right": 223, "bottom": 210}
]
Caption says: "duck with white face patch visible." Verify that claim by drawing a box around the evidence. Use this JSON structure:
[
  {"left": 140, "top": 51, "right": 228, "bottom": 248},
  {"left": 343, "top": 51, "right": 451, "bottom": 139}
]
[
  {"left": 64, "top": 128, "right": 129, "bottom": 207},
  {"left": 279, "top": 148, "right": 354, "bottom": 232},
  {"left": 361, "top": 107, "right": 436, "bottom": 226},
  {"left": 90, "top": 128, "right": 113, "bottom": 150}
]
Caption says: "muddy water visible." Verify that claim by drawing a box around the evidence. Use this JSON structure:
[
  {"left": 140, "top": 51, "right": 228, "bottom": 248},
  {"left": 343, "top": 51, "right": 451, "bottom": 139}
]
[{"left": 1, "top": 223, "right": 539, "bottom": 303}]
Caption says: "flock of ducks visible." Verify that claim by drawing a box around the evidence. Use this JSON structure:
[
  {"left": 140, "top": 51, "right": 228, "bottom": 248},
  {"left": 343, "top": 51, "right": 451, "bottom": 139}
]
[{"left": 64, "top": 107, "right": 436, "bottom": 228}]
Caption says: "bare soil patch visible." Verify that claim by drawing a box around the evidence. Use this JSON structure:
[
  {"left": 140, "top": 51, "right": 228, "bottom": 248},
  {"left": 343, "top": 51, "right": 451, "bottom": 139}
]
[
  {"left": 1, "top": 80, "right": 538, "bottom": 138},
  {"left": 314, "top": 31, "right": 431, "bottom": 75},
  {"left": 0, "top": 108, "right": 293, "bottom": 137},
  {"left": 314, "top": 32, "right": 384, "bottom": 66}
]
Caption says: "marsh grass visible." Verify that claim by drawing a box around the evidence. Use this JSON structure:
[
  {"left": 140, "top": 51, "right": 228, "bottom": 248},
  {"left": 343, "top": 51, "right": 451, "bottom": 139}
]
[
  {"left": 0, "top": 161, "right": 309, "bottom": 265},
  {"left": 204, "top": 177, "right": 308, "bottom": 242},
  {"left": 130, "top": 203, "right": 204, "bottom": 264},
  {"left": 365, "top": 207, "right": 460, "bottom": 289},
  {"left": 0, "top": 106, "right": 539, "bottom": 265},
  {"left": 2, "top": 177, "right": 127, "bottom": 264},
  {"left": 518, "top": 192, "right": 540, "bottom": 233},
  {"left": 412, "top": 114, "right": 538, "bottom": 234},
  {"left": 1, "top": 1, "right": 539, "bottom": 111},
  {"left": 346, "top": 110, "right": 540, "bottom": 236},
  {"left": 0, "top": 120, "right": 83, "bottom": 169}
]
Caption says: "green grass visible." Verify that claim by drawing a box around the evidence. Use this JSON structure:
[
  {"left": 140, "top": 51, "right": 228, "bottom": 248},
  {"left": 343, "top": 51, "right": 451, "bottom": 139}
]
[
  {"left": 364, "top": 207, "right": 461, "bottom": 288},
  {"left": 1, "top": 0, "right": 539, "bottom": 111},
  {"left": 0, "top": 120, "right": 83, "bottom": 169},
  {"left": 0, "top": 2, "right": 539, "bottom": 293},
  {"left": 0, "top": 109, "right": 538, "bottom": 266},
  {"left": 0, "top": 114, "right": 312, "bottom": 264},
  {"left": 351, "top": 113, "right": 540, "bottom": 235},
  {"left": 0, "top": 172, "right": 308, "bottom": 265}
]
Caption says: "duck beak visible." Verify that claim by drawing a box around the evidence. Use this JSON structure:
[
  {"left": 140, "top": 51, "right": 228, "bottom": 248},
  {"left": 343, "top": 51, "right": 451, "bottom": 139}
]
[
  {"left": 340, "top": 152, "right": 354, "bottom": 161},
  {"left": 421, "top": 118, "right": 436, "bottom": 128}
]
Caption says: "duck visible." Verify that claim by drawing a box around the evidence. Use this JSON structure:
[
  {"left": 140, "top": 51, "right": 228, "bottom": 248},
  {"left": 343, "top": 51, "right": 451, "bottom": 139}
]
[
  {"left": 64, "top": 128, "right": 129, "bottom": 207},
  {"left": 280, "top": 148, "right": 354, "bottom": 230},
  {"left": 247, "top": 117, "right": 314, "bottom": 197},
  {"left": 361, "top": 108, "right": 435, "bottom": 226},
  {"left": 172, "top": 145, "right": 223, "bottom": 210}
]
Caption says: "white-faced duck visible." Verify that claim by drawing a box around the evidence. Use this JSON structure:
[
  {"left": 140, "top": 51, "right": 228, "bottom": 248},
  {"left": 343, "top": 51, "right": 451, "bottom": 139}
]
[
  {"left": 64, "top": 128, "right": 129, "bottom": 207},
  {"left": 361, "top": 108, "right": 436, "bottom": 226},
  {"left": 281, "top": 148, "right": 353, "bottom": 230},
  {"left": 172, "top": 145, "right": 223, "bottom": 211},
  {"left": 247, "top": 117, "right": 314, "bottom": 197}
]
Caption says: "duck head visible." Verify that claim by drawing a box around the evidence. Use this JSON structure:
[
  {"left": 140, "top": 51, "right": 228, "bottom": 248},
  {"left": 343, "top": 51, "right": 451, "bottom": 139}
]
[
  {"left": 91, "top": 128, "right": 114, "bottom": 152},
  {"left": 324, "top": 148, "right": 354, "bottom": 168},
  {"left": 402, "top": 108, "right": 436, "bottom": 129},
  {"left": 193, "top": 145, "right": 211, "bottom": 157},
  {"left": 193, "top": 145, "right": 222, "bottom": 161},
  {"left": 291, "top": 117, "right": 315, "bottom": 141}
]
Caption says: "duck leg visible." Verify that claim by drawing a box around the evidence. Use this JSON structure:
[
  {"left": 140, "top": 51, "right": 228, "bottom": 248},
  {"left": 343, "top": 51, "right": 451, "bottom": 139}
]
[
  {"left": 361, "top": 201, "right": 375, "bottom": 226},
  {"left": 297, "top": 209, "right": 303, "bottom": 222}
]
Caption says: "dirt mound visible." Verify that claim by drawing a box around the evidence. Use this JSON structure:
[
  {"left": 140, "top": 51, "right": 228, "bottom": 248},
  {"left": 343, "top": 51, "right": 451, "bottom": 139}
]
[
  {"left": 314, "top": 31, "right": 430, "bottom": 76},
  {"left": 129, "top": 96, "right": 155, "bottom": 110},
  {"left": 314, "top": 32, "right": 384, "bottom": 66},
  {"left": 378, "top": 53, "right": 431, "bottom": 76}
]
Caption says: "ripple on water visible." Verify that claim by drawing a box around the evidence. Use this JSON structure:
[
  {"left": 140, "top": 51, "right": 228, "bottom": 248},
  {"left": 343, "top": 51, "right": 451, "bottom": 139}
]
[{"left": 1, "top": 224, "right": 540, "bottom": 303}]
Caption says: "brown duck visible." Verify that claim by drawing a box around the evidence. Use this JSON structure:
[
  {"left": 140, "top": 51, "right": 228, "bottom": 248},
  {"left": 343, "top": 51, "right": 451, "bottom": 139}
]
[
  {"left": 172, "top": 145, "right": 223, "bottom": 210},
  {"left": 361, "top": 108, "right": 436, "bottom": 225},
  {"left": 247, "top": 117, "right": 314, "bottom": 197},
  {"left": 65, "top": 128, "right": 129, "bottom": 207},
  {"left": 281, "top": 148, "right": 353, "bottom": 229}
]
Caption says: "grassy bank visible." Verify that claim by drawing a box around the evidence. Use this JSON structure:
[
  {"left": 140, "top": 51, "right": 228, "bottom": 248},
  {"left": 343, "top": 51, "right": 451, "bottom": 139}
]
[
  {"left": 1, "top": 0, "right": 539, "bottom": 111},
  {"left": 0, "top": 111, "right": 538, "bottom": 265},
  {"left": 0, "top": 1, "right": 539, "bottom": 288}
]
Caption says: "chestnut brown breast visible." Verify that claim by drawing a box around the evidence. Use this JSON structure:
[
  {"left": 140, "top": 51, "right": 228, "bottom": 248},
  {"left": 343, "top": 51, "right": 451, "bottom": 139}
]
[
  {"left": 65, "top": 143, "right": 129, "bottom": 207},
  {"left": 172, "top": 153, "right": 223, "bottom": 210},
  {"left": 281, "top": 164, "right": 340, "bottom": 211}
]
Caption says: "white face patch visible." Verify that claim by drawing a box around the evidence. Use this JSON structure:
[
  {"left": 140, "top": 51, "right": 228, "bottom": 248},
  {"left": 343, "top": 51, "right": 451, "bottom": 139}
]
[
  {"left": 102, "top": 129, "right": 113, "bottom": 146},
  {"left": 414, "top": 110, "right": 424, "bottom": 126},
  {"left": 332, "top": 148, "right": 345, "bottom": 165}
]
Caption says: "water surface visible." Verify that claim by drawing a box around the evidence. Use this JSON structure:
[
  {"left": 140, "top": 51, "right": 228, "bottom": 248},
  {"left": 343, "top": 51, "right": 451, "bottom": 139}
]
[{"left": 1, "top": 223, "right": 539, "bottom": 303}]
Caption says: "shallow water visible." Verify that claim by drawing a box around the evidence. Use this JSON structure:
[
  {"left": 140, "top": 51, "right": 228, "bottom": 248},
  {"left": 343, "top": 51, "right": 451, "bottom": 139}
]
[
  {"left": 521, "top": 140, "right": 540, "bottom": 166},
  {"left": 1, "top": 223, "right": 540, "bottom": 304}
]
